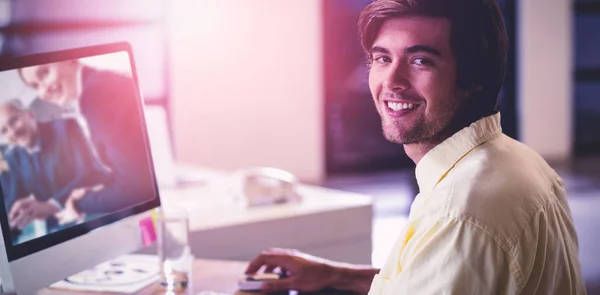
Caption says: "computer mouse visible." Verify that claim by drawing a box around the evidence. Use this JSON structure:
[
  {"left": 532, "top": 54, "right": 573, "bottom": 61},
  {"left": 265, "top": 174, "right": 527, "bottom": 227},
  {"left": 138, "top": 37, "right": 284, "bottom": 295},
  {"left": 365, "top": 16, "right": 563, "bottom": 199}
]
[
  {"left": 238, "top": 273, "right": 284, "bottom": 291},
  {"left": 196, "top": 291, "right": 230, "bottom": 295}
]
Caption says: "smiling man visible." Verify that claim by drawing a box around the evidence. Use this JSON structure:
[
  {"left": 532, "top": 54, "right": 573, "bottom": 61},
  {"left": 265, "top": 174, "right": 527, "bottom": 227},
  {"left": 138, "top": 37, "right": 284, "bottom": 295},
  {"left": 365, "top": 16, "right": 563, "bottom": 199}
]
[
  {"left": 18, "top": 60, "right": 156, "bottom": 216},
  {"left": 244, "top": 0, "right": 586, "bottom": 294},
  {"left": 19, "top": 60, "right": 81, "bottom": 106}
]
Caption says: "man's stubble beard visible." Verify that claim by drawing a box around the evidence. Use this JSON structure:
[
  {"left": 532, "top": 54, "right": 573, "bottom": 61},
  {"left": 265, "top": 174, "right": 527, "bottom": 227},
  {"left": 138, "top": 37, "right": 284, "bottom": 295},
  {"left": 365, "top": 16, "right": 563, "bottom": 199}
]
[
  {"left": 381, "top": 113, "right": 428, "bottom": 144},
  {"left": 379, "top": 96, "right": 464, "bottom": 146}
]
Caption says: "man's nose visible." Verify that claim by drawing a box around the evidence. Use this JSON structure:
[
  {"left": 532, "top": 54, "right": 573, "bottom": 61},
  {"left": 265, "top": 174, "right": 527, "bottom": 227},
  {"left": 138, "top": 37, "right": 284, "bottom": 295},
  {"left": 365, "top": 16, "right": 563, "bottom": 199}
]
[
  {"left": 39, "top": 86, "right": 51, "bottom": 101},
  {"left": 382, "top": 64, "right": 411, "bottom": 91}
]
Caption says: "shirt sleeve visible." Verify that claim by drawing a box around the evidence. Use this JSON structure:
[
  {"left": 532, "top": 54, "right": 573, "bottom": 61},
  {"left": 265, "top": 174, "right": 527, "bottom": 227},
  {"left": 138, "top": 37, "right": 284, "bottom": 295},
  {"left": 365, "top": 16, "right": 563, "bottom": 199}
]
[
  {"left": 386, "top": 217, "right": 518, "bottom": 295},
  {"left": 47, "top": 198, "right": 63, "bottom": 211},
  {"left": 48, "top": 119, "right": 113, "bottom": 206}
]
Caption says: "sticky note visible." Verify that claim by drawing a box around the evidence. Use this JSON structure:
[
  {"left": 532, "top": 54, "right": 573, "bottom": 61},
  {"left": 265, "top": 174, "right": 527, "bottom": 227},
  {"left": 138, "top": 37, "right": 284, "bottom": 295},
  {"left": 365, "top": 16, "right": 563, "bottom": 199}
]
[{"left": 139, "top": 215, "right": 157, "bottom": 247}]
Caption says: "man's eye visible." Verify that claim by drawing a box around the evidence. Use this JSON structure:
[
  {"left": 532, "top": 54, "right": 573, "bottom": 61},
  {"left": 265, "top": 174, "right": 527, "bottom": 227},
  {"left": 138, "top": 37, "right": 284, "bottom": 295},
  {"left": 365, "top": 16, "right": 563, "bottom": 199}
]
[
  {"left": 374, "top": 56, "right": 392, "bottom": 64},
  {"left": 39, "top": 68, "right": 49, "bottom": 78},
  {"left": 8, "top": 116, "right": 18, "bottom": 127},
  {"left": 412, "top": 57, "right": 433, "bottom": 66}
]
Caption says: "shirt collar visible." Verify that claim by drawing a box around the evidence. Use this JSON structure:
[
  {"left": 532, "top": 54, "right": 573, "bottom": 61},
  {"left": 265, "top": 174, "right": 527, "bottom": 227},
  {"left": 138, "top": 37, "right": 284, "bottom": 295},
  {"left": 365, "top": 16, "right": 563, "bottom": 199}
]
[
  {"left": 27, "top": 133, "right": 42, "bottom": 154},
  {"left": 415, "top": 112, "right": 503, "bottom": 193}
]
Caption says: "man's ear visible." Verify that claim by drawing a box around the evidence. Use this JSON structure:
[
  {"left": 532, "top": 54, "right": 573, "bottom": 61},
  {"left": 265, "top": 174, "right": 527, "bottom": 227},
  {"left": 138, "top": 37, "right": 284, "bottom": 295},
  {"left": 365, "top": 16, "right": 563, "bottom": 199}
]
[
  {"left": 461, "top": 84, "right": 483, "bottom": 98},
  {"left": 457, "top": 88, "right": 470, "bottom": 100},
  {"left": 471, "top": 85, "right": 483, "bottom": 92}
]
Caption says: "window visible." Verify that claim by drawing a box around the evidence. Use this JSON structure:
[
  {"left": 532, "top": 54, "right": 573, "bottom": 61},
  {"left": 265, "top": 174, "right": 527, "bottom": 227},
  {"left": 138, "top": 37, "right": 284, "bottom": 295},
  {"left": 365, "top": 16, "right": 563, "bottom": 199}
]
[{"left": 574, "top": 1, "right": 600, "bottom": 155}]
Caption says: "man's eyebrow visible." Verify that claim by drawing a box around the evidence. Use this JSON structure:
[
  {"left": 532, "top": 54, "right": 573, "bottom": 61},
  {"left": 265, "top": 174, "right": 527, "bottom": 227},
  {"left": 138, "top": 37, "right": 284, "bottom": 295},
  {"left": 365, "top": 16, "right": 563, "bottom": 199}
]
[
  {"left": 370, "top": 45, "right": 442, "bottom": 57},
  {"left": 405, "top": 45, "right": 442, "bottom": 56},
  {"left": 371, "top": 46, "right": 391, "bottom": 55}
]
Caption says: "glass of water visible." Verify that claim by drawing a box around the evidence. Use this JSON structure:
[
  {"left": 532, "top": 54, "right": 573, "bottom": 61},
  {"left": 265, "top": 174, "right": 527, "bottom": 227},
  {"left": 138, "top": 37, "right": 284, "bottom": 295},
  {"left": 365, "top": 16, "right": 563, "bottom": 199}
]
[{"left": 156, "top": 207, "right": 192, "bottom": 293}]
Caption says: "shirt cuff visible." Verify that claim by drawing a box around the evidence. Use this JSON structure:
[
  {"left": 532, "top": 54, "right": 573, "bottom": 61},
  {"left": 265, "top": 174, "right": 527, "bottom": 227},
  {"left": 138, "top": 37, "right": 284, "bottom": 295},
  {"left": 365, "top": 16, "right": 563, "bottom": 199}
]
[{"left": 48, "top": 199, "right": 63, "bottom": 211}]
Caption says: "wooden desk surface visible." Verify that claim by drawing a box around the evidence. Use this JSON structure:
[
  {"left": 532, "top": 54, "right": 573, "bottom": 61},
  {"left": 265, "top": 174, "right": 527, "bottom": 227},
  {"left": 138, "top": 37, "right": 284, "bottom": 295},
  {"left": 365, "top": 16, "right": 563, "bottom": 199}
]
[{"left": 39, "top": 259, "right": 357, "bottom": 295}]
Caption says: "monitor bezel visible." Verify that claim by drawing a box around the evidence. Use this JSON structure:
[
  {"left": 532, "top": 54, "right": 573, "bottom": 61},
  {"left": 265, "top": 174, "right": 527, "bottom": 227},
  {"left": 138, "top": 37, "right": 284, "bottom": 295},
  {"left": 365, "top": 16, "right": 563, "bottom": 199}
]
[{"left": 0, "top": 42, "right": 162, "bottom": 262}]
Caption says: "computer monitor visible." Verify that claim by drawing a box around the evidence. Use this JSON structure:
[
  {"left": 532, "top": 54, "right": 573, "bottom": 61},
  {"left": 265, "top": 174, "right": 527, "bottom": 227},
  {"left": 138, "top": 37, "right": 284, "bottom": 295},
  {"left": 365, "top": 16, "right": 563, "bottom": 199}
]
[{"left": 0, "top": 43, "right": 161, "bottom": 294}]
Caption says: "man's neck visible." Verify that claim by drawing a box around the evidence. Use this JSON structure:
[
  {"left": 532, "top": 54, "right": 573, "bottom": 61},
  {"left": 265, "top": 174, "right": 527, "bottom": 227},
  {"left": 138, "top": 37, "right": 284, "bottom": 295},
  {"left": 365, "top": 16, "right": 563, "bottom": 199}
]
[
  {"left": 404, "top": 141, "right": 440, "bottom": 164},
  {"left": 404, "top": 118, "right": 474, "bottom": 164}
]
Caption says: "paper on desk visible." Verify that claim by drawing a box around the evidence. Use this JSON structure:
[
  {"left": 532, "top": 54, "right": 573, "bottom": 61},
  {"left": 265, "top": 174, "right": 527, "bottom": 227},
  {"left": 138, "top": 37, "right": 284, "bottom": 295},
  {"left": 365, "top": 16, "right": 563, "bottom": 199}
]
[{"left": 49, "top": 254, "right": 159, "bottom": 293}]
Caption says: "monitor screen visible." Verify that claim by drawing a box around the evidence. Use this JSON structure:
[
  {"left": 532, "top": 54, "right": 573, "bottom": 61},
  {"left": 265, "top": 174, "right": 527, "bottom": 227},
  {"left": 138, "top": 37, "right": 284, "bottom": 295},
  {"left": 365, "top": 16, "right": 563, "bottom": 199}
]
[{"left": 0, "top": 43, "right": 160, "bottom": 262}]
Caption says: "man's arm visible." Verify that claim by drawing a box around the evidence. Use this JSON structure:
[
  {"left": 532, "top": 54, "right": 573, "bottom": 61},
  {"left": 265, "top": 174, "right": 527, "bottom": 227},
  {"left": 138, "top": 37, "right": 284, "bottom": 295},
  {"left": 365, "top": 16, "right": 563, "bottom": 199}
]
[
  {"left": 3, "top": 149, "right": 54, "bottom": 230},
  {"left": 387, "top": 218, "right": 514, "bottom": 294},
  {"left": 0, "top": 151, "right": 30, "bottom": 211},
  {"left": 48, "top": 119, "right": 113, "bottom": 206},
  {"left": 328, "top": 262, "right": 380, "bottom": 294},
  {"left": 76, "top": 79, "right": 156, "bottom": 214},
  {"left": 244, "top": 248, "right": 379, "bottom": 294}
]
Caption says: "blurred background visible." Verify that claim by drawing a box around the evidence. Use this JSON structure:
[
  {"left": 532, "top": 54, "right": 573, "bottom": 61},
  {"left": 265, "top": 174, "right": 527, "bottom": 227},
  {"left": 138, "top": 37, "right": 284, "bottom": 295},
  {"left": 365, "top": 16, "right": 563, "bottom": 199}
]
[{"left": 0, "top": 0, "right": 599, "bottom": 293}]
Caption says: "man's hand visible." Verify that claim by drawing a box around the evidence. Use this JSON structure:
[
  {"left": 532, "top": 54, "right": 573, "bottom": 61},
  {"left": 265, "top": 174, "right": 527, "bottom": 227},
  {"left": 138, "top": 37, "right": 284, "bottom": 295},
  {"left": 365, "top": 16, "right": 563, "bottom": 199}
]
[
  {"left": 56, "top": 187, "right": 88, "bottom": 225},
  {"left": 244, "top": 248, "right": 336, "bottom": 292},
  {"left": 9, "top": 195, "right": 60, "bottom": 229}
]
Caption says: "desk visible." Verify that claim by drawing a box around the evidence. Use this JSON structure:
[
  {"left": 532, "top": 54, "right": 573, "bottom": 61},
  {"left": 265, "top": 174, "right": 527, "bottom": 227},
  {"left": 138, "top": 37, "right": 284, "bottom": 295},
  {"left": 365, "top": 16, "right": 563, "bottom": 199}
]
[
  {"left": 39, "top": 259, "right": 358, "bottom": 295},
  {"left": 141, "top": 169, "right": 374, "bottom": 264}
]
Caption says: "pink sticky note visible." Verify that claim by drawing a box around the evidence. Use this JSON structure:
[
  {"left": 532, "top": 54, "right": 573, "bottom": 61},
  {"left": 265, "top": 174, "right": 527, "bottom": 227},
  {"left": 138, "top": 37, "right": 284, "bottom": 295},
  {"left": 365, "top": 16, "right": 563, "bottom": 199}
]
[{"left": 139, "top": 216, "right": 157, "bottom": 247}]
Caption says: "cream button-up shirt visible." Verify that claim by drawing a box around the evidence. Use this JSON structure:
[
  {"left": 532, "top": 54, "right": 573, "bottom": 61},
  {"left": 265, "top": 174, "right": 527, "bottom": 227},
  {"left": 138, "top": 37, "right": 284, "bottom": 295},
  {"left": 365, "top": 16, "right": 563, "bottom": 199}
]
[{"left": 368, "top": 113, "right": 586, "bottom": 295}]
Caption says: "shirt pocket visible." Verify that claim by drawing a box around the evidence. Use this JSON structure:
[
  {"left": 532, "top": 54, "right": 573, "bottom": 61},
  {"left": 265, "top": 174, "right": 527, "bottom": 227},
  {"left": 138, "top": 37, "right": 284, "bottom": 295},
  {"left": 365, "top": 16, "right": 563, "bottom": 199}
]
[{"left": 368, "top": 274, "right": 392, "bottom": 295}]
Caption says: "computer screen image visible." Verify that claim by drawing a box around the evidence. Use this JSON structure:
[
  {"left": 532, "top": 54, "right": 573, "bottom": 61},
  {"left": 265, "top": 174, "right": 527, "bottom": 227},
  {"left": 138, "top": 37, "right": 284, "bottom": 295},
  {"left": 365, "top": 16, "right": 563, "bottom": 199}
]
[{"left": 0, "top": 43, "right": 161, "bottom": 294}]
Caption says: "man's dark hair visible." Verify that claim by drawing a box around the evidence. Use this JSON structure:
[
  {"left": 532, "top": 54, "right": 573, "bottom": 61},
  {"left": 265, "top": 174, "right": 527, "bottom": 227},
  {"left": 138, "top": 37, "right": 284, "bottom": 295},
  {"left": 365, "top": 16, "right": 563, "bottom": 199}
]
[{"left": 358, "top": 0, "right": 508, "bottom": 120}]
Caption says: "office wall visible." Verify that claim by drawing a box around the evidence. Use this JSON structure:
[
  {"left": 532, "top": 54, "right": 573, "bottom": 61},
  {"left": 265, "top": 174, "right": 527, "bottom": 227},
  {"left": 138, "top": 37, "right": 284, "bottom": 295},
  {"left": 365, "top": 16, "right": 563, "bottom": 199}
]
[
  {"left": 169, "top": 0, "right": 572, "bottom": 180},
  {"left": 518, "top": 0, "right": 573, "bottom": 161},
  {"left": 168, "top": 0, "right": 325, "bottom": 182}
]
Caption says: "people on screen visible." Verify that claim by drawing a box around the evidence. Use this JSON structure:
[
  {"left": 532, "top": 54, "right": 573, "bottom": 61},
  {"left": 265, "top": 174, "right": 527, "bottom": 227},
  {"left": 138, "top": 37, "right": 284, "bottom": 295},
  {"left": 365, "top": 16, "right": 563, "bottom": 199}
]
[
  {"left": 0, "top": 99, "right": 114, "bottom": 237},
  {"left": 19, "top": 61, "right": 156, "bottom": 216}
]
